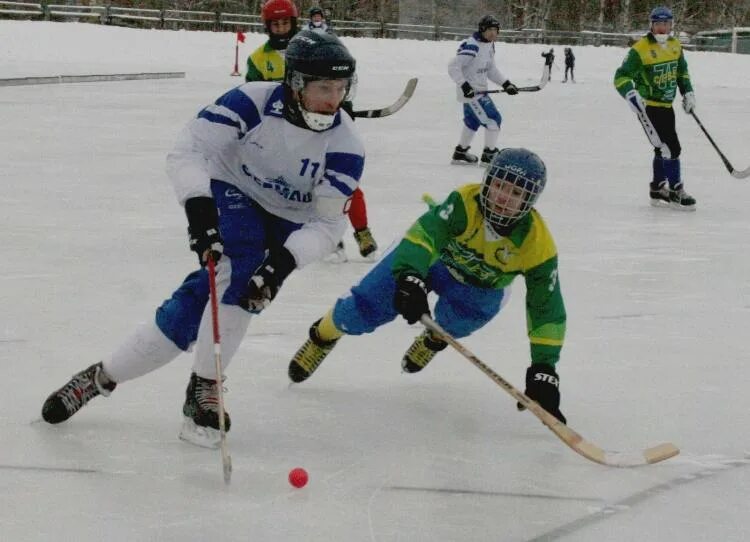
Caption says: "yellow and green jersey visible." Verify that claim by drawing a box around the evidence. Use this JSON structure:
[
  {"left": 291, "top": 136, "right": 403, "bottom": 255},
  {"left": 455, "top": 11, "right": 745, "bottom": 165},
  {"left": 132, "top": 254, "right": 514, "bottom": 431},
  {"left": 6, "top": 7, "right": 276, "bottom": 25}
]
[
  {"left": 392, "top": 184, "right": 566, "bottom": 365},
  {"left": 246, "top": 42, "right": 286, "bottom": 82},
  {"left": 614, "top": 33, "right": 693, "bottom": 106}
]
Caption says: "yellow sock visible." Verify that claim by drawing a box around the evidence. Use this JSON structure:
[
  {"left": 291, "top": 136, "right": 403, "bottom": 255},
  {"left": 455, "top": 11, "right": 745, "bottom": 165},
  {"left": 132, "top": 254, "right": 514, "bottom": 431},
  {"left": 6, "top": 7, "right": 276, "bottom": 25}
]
[{"left": 316, "top": 308, "right": 345, "bottom": 342}]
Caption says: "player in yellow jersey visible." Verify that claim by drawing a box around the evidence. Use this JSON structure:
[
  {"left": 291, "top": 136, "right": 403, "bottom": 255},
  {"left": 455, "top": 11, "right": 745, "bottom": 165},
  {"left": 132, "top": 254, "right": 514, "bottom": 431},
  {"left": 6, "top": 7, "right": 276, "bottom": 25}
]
[
  {"left": 614, "top": 6, "right": 696, "bottom": 210},
  {"left": 245, "top": 0, "right": 298, "bottom": 83},
  {"left": 288, "top": 148, "right": 567, "bottom": 423}
]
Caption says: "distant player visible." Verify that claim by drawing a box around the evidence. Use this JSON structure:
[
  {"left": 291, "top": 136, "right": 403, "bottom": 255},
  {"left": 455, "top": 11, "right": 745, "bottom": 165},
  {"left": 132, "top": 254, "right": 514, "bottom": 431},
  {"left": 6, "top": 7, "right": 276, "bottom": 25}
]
[
  {"left": 542, "top": 47, "right": 555, "bottom": 83},
  {"left": 306, "top": 6, "right": 331, "bottom": 34},
  {"left": 288, "top": 148, "right": 567, "bottom": 424},
  {"left": 614, "top": 6, "right": 696, "bottom": 210},
  {"left": 41, "top": 32, "right": 365, "bottom": 448},
  {"left": 448, "top": 15, "right": 519, "bottom": 166},
  {"left": 245, "top": 0, "right": 298, "bottom": 83},
  {"left": 563, "top": 47, "right": 575, "bottom": 83}
]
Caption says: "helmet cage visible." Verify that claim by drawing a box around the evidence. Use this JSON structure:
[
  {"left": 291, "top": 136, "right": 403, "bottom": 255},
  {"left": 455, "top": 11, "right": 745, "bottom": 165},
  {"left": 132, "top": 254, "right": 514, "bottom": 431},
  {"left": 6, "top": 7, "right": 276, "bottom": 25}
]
[{"left": 480, "top": 154, "right": 545, "bottom": 230}]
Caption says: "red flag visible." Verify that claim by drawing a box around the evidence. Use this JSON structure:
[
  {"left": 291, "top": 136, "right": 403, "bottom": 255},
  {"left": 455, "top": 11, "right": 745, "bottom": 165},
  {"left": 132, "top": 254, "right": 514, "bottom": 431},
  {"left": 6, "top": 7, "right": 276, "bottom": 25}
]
[{"left": 236, "top": 31, "right": 246, "bottom": 43}]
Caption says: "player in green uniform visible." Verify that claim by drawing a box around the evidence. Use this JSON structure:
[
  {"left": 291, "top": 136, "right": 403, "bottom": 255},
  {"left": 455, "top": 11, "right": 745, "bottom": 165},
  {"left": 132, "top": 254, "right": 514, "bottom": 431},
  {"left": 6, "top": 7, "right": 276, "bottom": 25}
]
[
  {"left": 614, "top": 6, "right": 696, "bottom": 210},
  {"left": 287, "top": 148, "right": 567, "bottom": 423},
  {"left": 245, "top": 0, "right": 298, "bottom": 83}
]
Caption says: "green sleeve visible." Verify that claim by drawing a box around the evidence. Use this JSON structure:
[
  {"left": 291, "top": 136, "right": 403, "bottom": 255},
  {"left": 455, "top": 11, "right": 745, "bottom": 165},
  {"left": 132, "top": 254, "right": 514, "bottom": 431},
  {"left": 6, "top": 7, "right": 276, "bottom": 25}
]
[
  {"left": 677, "top": 51, "right": 693, "bottom": 95},
  {"left": 614, "top": 48, "right": 641, "bottom": 98},
  {"left": 524, "top": 256, "right": 566, "bottom": 366},
  {"left": 245, "top": 57, "right": 264, "bottom": 82},
  {"left": 391, "top": 191, "right": 467, "bottom": 279}
]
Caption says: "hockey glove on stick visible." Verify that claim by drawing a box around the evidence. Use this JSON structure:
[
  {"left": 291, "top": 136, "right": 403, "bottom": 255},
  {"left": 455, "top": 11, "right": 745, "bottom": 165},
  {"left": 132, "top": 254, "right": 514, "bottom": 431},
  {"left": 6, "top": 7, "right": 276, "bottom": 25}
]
[
  {"left": 460, "top": 82, "right": 475, "bottom": 99},
  {"left": 682, "top": 91, "right": 696, "bottom": 114},
  {"left": 394, "top": 274, "right": 430, "bottom": 325},
  {"left": 625, "top": 89, "right": 672, "bottom": 158},
  {"left": 516, "top": 363, "right": 566, "bottom": 424},
  {"left": 240, "top": 247, "right": 296, "bottom": 313},
  {"left": 624, "top": 88, "right": 647, "bottom": 114},
  {"left": 502, "top": 81, "right": 519, "bottom": 95},
  {"left": 185, "top": 197, "right": 223, "bottom": 267}
]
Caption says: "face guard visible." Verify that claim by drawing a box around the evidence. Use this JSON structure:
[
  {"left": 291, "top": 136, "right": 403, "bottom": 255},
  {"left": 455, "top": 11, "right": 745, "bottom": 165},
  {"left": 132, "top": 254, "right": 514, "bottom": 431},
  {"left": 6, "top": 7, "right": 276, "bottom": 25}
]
[
  {"left": 287, "top": 73, "right": 357, "bottom": 131},
  {"left": 649, "top": 6, "right": 674, "bottom": 43},
  {"left": 284, "top": 31, "right": 357, "bottom": 132},
  {"left": 480, "top": 148, "right": 547, "bottom": 233}
]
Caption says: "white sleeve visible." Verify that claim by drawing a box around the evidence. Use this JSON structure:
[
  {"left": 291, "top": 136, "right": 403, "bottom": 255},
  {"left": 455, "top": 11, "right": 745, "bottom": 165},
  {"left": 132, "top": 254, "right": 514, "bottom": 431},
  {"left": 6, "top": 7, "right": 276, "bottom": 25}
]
[
  {"left": 488, "top": 62, "right": 508, "bottom": 87},
  {"left": 448, "top": 52, "right": 473, "bottom": 85},
  {"left": 165, "top": 121, "right": 232, "bottom": 204},
  {"left": 284, "top": 119, "right": 365, "bottom": 268},
  {"left": 166, "top": 85, "right": 261, "bottom": 205},
  {"left": 284, "top": 215, "right": 348, "bottom": 268}
]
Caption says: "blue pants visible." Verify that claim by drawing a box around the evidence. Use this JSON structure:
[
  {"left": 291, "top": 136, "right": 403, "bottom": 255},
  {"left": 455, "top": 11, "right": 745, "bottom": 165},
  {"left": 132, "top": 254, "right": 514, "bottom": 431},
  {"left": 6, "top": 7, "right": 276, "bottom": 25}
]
[
  {"left": 155, "top": 180, "right": 302, "bottom": 350},
  {"left": 332, "top": 250, "right": 507, "bottom": 339},
  {"left": 463, "top": 95, "right": 503, "bottom": 132}
]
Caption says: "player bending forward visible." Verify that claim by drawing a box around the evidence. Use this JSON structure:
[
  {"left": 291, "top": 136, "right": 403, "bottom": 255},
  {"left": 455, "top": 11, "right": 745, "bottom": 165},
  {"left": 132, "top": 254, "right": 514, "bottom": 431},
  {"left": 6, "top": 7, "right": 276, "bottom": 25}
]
[
  {"left": 41, "top": 31, "right": 365, "bottom": 448},
  {"left": 288, "top": 148, "right": 567, "bottom": 423}
]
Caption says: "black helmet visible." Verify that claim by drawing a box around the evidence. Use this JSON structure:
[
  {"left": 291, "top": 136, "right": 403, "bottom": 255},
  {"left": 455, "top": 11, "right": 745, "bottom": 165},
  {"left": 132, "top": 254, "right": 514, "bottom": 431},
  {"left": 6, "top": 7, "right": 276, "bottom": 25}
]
[
  {"left": 283, "top": 31, "right": 357, "bottom": 131},
  {"left": 309, "top": 6, "right": 324, "bottom": 17},
  {"left": 285, "top": 30, "right": 355, "bottom": 82},
  {"left": 478, "top": 15, "right": 500, "bottom": 33}
]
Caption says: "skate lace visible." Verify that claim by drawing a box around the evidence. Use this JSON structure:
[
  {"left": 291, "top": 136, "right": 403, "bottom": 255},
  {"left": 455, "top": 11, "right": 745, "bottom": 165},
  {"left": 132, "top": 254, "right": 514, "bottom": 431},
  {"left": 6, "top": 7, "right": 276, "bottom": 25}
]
[
  {"left": 194, "top": 378, "right": 226, "bottom": 413},
  {"left": 57, "top": 370, "right": 99, "bottom": 415},
  {"left": 405, "top": 334, "right": 439, "bottom": 368},
  {"left": 294, "top": 338, "right": 333, "bottom": 373}
]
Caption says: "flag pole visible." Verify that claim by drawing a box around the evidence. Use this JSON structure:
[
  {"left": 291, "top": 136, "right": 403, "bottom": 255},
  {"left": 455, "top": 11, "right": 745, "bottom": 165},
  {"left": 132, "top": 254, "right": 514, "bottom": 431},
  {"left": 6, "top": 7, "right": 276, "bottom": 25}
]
[{"left": 231, "top": 32, "right": 243, "bottom": 76}]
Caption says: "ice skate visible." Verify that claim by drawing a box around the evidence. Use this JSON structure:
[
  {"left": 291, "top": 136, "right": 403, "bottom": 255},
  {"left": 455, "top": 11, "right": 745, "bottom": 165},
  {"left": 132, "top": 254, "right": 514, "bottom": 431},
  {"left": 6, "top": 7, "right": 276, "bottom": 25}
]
[
  {"left": 480, "top": 147, "right": 499, "bottom": 166},
  {"left": 288, "top": 319, "right": 340, "bottom": 383},
  {"left": 451, "top": 145, "right": 478, "bottom": 165},
  {"left": 324, "top": 240, "right": 348, "bottom": 263},
  {"left": 402, "top": 330, "right": 447, "bottom": 373},
  {"left": 179, "top": 373, "right": 231, "bottom": 449},
  {"left": 353, "top": 227, "right": 378, "bottom": 259},
  {"left": 649, "top": 181, "right": 671, "bottom": 207},
  {"left": 41, "top": 362, "right": 116, "bottom": 424},
  {"left": 669, "top": 187, "right": 696, "bottom": 211}
]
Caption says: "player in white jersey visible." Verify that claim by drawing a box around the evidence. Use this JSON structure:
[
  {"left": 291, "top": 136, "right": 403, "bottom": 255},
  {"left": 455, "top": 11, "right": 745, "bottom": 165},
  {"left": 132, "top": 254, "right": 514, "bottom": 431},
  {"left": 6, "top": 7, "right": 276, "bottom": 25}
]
[
  {"left": 41, "top": 31, "right": 365, "bottom": 448},
  {"left": 448, "top": 15, "right": 519, "bottom": 166},
  {"left": 306, "top": 6, "right": 331, "bottom": 34}
]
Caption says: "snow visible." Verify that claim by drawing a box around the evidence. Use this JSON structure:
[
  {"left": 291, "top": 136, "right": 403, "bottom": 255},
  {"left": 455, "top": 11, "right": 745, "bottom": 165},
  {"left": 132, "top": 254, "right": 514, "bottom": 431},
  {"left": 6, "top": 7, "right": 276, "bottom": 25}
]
[{"left": 2, "top": 20, "right": 750, "bottom": 542}]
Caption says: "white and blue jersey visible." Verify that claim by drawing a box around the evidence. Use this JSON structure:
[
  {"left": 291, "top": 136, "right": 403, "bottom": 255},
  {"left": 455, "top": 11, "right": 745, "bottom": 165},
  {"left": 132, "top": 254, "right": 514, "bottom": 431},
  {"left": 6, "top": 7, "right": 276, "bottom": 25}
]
[
  {"left": 448, "top": 32, "right": 508, "bottom": 101},
  {"left": 154, "top": 82, "right": 366, "bottom": 351},
  {"left": 167, "top": 81, "right": 365, "bottom": 267}
]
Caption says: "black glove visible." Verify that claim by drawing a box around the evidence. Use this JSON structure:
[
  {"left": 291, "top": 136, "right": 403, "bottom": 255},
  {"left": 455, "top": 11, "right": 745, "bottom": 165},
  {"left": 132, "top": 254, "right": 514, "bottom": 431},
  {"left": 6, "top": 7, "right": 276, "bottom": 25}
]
[
  {"left": 502, "top": 81, "right": 519, "bottom": 95},
  {"left": 240, "top": 247, "right": 296, "bottom": 313},
  {"left": 185, "top": 197, "right": 223, "bottom": 266},
  {"left": 393, "top": 274, "right": 430, "bottom": 325},
  {"left": 517, "top": 363, "right": 566, "bottom": 424},
  {"left": 460, "top": 81, "right": 475, "bottom": 99}
]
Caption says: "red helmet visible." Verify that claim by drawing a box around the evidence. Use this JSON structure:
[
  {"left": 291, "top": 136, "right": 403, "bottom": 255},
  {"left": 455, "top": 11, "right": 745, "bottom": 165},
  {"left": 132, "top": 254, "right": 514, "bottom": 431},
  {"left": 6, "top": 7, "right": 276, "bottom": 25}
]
[{"left": 261, "top": 0, "right": 298, "bottom": 21}]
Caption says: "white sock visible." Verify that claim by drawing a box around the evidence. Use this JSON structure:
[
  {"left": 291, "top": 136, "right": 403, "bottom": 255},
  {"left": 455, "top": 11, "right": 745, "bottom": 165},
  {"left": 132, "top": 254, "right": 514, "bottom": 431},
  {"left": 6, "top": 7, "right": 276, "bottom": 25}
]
[
  {"left": 103, "top": 321, "right": 182, "bottom": 383},
  {"left": 191, "top": 257, "right": 252, "bottom": 380},
  {"left": 484, "top": 128, "right": 500, "bottom": 150},
  {"left": 458, "top": 126, "right": 475, "bottom": 148},
  {"left": 192, "top": 303, "right": 251, "bottom": 380}
]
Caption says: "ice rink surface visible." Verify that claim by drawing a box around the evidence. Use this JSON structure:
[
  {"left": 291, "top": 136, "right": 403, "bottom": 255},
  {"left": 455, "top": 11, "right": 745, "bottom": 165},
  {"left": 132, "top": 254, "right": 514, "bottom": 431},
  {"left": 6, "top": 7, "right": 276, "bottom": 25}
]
[{"left": 2, "top": 21, "right": 750, "bottom": 541}]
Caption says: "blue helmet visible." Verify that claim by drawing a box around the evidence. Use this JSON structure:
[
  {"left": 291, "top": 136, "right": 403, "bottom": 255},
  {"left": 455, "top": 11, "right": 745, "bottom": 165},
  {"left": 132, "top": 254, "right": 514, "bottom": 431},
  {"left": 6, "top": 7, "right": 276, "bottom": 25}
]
[
  {"left": 649, "top": 6, "right": 673, "bottom": 22},
  {"left": 480, "top": 148, "right": 547, "bottom": 232}
]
